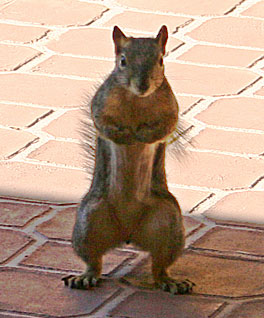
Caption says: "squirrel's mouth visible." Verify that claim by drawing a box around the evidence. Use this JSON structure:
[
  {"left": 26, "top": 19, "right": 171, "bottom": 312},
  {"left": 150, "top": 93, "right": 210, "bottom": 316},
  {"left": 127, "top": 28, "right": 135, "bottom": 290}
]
[
  {"left": 129, "top": 80, "right": 157, "bottom": 98},
  {"left": 136, "top": 90, "right": 153, "bottom": 98}
]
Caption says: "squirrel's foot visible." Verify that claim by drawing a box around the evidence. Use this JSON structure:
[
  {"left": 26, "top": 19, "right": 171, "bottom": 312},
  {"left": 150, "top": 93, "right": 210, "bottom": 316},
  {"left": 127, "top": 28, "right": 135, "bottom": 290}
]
[
  {"left": 62, "top": 273, "right": 99, "bottom": 289},
  {"left": 157, "top": 277, "right": 195, "bottom": 295}
]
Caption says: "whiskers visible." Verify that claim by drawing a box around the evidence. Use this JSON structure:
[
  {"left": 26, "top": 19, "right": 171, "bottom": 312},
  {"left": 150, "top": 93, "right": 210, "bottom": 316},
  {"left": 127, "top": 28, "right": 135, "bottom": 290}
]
[
  {"left": 167, "top": 120, "right": 195, "bottom": 162},
  {"left": 79, "top": 97, "right": 97, "bottom": 178}
]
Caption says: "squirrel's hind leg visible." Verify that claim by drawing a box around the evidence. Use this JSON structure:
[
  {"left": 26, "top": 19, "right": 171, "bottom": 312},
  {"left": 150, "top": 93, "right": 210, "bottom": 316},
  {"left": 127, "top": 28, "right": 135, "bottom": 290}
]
[
  {"left": 62, "top": 199, "right": 122, "bottom": 289},
  {"left": 133, "top": 195, "right": 195, "bottom": 294},
  {"left": 62, "top": 265, "right": 101, "bottom": 289},
  {"left": 152, "top": 263, "right": 195, "bottom": 295}
]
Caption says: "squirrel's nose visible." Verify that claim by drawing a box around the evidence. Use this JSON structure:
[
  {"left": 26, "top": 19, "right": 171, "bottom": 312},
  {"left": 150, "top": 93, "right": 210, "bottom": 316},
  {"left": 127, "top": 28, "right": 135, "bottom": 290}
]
[{"left": 138, "top": 80, "right": 149, "bottom": 94}]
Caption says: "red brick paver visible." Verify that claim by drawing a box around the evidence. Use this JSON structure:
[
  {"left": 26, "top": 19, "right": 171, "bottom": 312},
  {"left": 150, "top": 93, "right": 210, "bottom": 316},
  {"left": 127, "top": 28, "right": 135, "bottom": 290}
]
[
  {"left": 0, "top": 1, "right": 264, "bottom": 317},
  {"left": 0, "top": 229, "right": 33, "bottom": 264},
  {"left": 0, "top": 267, "right": 120, "bottom": 317},
  {"left": 0, "top": 202, "right": 49, "bottom": 227},
  {"left": 110, "top": 292, "right": 223, "bottom": 318}
]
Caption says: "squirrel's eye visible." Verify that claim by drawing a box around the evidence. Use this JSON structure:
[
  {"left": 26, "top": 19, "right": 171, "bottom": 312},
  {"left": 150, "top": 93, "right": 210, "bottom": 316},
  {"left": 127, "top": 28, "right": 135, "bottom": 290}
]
[
  {"left": 159, "top": 57, "right": 163, "bottom": 66},
  {"left": 120, "top": 55, "right": 127, "bottom": 67}
]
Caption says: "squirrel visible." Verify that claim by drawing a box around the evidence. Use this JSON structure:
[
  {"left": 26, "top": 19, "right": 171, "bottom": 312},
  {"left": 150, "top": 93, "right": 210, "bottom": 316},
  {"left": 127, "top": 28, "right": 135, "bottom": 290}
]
[{"left": 62, "top": 25, "right": 194, "bottom": 294}]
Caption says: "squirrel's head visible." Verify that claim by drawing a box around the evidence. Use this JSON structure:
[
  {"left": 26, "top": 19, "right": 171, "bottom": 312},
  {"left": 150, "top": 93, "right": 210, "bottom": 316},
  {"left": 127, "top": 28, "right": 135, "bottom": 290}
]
[{"left": 112, "top": 25, "right": 168, "bottom": 97}]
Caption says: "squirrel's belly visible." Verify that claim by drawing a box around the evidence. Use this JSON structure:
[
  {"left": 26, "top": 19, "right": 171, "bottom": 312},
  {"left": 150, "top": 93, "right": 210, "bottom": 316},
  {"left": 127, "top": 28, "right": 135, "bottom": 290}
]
[{"left": 107, "top": 142, "right": 157, "bottom": 202}]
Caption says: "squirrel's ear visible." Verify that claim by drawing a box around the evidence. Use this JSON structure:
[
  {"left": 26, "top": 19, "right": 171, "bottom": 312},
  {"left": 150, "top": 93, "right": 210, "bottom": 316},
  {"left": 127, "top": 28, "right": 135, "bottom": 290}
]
[
  {"left": 156, "top": 25, "right": 168, "bottom": 55},
  {"left": 113, "top": 26, "right": 128, "bottom": 55}
]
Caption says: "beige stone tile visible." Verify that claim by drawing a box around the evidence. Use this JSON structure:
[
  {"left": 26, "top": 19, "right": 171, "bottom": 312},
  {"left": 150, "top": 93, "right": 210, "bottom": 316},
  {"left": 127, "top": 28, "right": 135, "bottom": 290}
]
[
  {"left": 0, "top": 23, "right": 48, "bottom": 42},
  {"left": 0, "top": 267, "right": 120, "bottom": 317},
  {"left": 255, "top": 86, "right": 264, "bottom": 96},
  {"left": 0, "top": 104, "right": 52, "bottom": 128},
  {"left": 183, "top": 216, "right": 203, "bottom": 236},
  {"left": 28, "top": 140, "right": 84, "bottom": 168},
  {"left": 32, "top": 55, "right": 114, "bottom": 79},
  {"left": 192, "top": 127, "right": 264, "bottom": 155},
  {"left": 47, "top": 28, "right": 182, "bottom": 60},
  {"left": 45, "top": 29, "right": 182, "bottom": 66},
  {"left": 204, "top": 191, "right": 264, "bottom": 226},
  {"left": 0, "top": 0, "right": 107, "bottom": 26},
  {"left": 169, "top": 187, "right": 210, "bottom": 213},
  {"left": 0, "top": 73, "right": 95, "bottom": 107},
  {"left": 31, "top": 52, "right": 182, "bottom": 82},
  {"left": 50, "top": 29, "right": 182, "bottom": 59},
  {"left": 177, "top": 45, "right": 263, "bottom": 67},
  {"left": 166, "top": 151, "right": 264, "bottom": 189},
  {"left": 0, "top": 1, "right": 12, "bottom": 8},
  {"left": 0, "top": 44, "right": 41, "bottom": 71},
  {"left": 192, "top": 226, "right": 264, "bottom": 255},
  {"left": 43, "top": 109, "right": 84, "bottom": 139},
  {"left": 0, "top": 128, "right": 38, "bottom": 159},
  {"left": 116, "top": 0, "right": 242, "bottom": 15},
  {"left": 0, "top": 162, "right": 88, "bottom": 202},
  {"left": 242, "top": 1, "right": 264, "bottom": 18},
  {"left": 176, "top": 95, "right": 201, "bottom": 114},
  {"left": 167, "top": 37, "right": 183, "bottom": 52},
  {"left": 166, "top": 62, "right": 258, "bottom": 96},
  {"left": 104, "top": 11, "right": 191, "bottom": 33},
  {"left": 47, "top": 28, "right": 115, "bottom": 58},
  {"left": 187, "top": 17, "right": 264, "bottom": 49},
  {"left": 195, "top": 97, "right": 264, "bottom": 130}
]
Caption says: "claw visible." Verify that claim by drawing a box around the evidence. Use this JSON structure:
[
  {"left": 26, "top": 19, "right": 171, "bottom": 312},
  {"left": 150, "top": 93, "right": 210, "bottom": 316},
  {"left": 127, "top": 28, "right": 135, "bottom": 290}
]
[
  {"left": 62, "top": 273, "right": 99, "bottom": 290},
  {"left": 159, "top": 277, "right": 195, "bottom": 295},
  {"left": 62, "top": 275, "right": 75, "bottom": 287}
]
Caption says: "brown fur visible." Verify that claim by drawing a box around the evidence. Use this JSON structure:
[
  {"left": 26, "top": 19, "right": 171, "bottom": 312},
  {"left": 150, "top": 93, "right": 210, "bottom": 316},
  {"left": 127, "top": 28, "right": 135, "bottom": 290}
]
[{"left": 62, "top": 26, "right": 194, "bottom": 294}]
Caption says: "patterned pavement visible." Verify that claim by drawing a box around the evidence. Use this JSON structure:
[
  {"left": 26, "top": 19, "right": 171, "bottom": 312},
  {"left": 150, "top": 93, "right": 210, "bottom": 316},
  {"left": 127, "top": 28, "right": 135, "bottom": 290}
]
[{"left": 0, "top": 0, "right": 264, "bottom": 317}]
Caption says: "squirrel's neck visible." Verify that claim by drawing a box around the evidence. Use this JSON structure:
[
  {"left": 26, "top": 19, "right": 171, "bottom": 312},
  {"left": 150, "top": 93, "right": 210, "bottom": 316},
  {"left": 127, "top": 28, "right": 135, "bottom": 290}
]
[{"left": 108, "top": 142, "right": 158, "bottom": 201}]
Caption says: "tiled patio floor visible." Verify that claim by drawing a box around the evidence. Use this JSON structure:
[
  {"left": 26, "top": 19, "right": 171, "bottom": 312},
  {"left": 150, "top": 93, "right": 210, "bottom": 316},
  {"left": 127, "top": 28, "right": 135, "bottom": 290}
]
[{"left": 0, "top": 0, "right": 264, "bottom": 317}]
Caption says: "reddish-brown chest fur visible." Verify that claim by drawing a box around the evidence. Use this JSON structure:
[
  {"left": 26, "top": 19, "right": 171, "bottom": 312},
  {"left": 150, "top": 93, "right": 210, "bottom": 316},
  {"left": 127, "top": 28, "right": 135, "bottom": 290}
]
[{"left": 101, "top": 77, "right": 178, "bottom": 131}]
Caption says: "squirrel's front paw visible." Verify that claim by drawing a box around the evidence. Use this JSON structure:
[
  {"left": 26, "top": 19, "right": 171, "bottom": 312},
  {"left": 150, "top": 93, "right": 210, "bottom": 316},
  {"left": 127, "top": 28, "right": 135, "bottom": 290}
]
[
  {"left": 103, "top": 124, "right": 135, "bottom": 144},
  {"left": 62, "top": 273, "right": 99, "bottom": 289},
  {"left": 135, "top": 122, "right": 163, "bottom": 144},
  {"left": 157, "top": 277, "right": 195, "bottom": 295}
]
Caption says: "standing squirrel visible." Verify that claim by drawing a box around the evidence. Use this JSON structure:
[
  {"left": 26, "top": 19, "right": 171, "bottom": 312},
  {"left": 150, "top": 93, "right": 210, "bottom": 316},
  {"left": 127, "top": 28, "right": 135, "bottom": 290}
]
[{"left": 62, "top": 26, "right": 194, "bottom": 294}]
